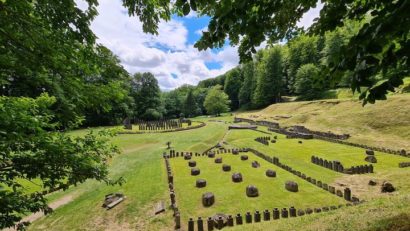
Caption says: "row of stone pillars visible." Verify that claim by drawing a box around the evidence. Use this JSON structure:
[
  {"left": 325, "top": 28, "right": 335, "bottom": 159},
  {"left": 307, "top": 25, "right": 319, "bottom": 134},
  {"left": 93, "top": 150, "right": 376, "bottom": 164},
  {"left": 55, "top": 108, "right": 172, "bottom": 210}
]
[
  {"left": 187, "top": 203, "right": 358, "bottom": 231},
  {"left": 247, "top": 148, "right": 359, "bottom": 203}
]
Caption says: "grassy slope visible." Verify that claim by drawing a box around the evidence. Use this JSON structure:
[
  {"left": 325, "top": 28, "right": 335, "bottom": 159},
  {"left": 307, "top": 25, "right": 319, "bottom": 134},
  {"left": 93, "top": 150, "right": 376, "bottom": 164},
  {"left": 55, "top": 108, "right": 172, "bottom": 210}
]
[{"left": 239, "top": 94, "right": 410, "bottom": 150}]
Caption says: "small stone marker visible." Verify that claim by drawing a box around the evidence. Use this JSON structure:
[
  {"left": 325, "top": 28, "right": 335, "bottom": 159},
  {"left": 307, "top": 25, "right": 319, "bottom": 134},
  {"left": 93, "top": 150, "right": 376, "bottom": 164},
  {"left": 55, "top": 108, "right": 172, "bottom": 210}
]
[
  {"left": 202, "top": 192, "right": 215, "bottom": 207},
  {"left": 196, "top": 179, "right": 207, "bottom": 188},
  {"left": 232, "top": 172, "right": 243, "bottom": 183},
  {"left": 154, "top": 201, "right": 165, "bottom": 215},
  {"left": 246, "top": 185, "right": 259, "bottom": 197},
  {"left": 365, "top": 155, "right": 377, "bottom": 163},
  {"left": 102, "top": 193, "right": 126, "bottom": 210},
  {"left": 222, "top": 164, "right": 231, "bottom": 172},
  {"left": 191, "top": 168, "right": 200, "bottom": 176},
  {"left": 285, "top": 181, "right": 299, "bottom": 192},
  {"left": 251, "top": 161, "right": 260, "bottom": 168},
  {"left": 381, "top": 182, "right": 395, "bottom": 193},
  {"left": 266, "top": 169, "right": 276, "bottom": 177},
  {"left": 188, "top": 160, "right": 196, "bottom": 167},
  {"left": 241, "top": 155, "right": 248, "bottom": 160}
]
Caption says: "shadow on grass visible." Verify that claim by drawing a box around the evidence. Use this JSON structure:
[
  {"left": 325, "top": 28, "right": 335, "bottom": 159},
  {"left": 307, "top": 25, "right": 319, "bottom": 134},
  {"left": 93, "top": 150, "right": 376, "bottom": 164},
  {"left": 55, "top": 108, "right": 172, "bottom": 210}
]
[{"left": 367, "top": 213, "right": 410, "bottom": 231}]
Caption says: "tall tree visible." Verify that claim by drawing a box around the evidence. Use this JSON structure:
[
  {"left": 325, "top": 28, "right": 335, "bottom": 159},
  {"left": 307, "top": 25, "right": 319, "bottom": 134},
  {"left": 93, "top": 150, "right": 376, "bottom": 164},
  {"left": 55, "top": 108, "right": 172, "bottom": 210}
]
[
  {"left": 130, "top": 72, "right": 162, "bottom": 120},
  {"left": 287, "top": 35, "right": 321, "bottom": 93},
  {"left": 252, "top": 46, "right": 285, "bottom": 108},
  {"left": 183, "top": 90, "right": 197, "bottom": 118},
  {"left": 238, "top": 62, "right": 255, "bottom": 109},
  {"left": 223, "top": 68, "right": 243, "bottom": 110},
  {"left": 294, "top": 63, "right": 323, "bottom": 100},
  {"left": 203, "top": 85, "right": 230, "bottom": 116}
]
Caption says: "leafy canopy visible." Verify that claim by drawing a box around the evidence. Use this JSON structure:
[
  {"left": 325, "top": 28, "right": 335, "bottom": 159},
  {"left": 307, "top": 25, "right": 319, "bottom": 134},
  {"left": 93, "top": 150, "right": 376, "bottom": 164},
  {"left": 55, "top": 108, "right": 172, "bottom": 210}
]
[
  {"left": 121, "top": 0, "right": 409, "bottom": 104},
  {"left": 204, "top": 85, "right": 230, "bottom": 116}
]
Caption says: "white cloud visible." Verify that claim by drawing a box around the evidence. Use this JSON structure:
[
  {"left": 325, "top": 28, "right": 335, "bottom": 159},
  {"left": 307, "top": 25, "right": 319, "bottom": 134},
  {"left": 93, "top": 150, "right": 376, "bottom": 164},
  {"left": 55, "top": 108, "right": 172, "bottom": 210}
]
[
  {"left": 78, "top": 0, "right": 323, "bottom": 90},
  {"left": 81, "top": 0, "right": 239, "bottom": 90}
]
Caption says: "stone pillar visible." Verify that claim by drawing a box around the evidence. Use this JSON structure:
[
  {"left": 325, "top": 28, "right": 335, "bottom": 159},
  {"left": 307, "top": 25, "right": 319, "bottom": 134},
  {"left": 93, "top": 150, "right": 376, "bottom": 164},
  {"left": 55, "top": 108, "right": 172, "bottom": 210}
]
[
  {"left": 344, "top": 188, "right": 351, "bottom": 201},
  {"left": 207, "top": 217, "right": 214, "bottom": 231},
  {"left": 369, "top": 164, "right": 374, "bottom": 173},
  {"left": 281, "top": 208, "right": 288, "bottom": 218},
  {"left": 263, "top": 209, "right": 270, "bottom": 221},
  {"left": 254, "top": 211, "right": 261, "bottom": 222},
  {"left": 216, "top": 216, "right": 223, "bottom": 229},
  {"left": 175, "top": 212, "right": 181, "bottom": 229},
  {"left": 273, "top": 208, "right": 280, "bottom": 220},
  {"left": 235, "top": 214, "right": 243, "bottom": 225},
  {"left": 197, "top": 217, "right": 204, "bottom": 231},
  {"left": 289, "top": 207, "right": 296, "bottom": 217},
  {"left": 245, "top": 212, "right": 252, "bottom": 223},
  {"left": 188, "top": 218, "right": 194, "bottom": 231},
  {"left": 227, "top": 215, "right": 234, "bottom": 226}
]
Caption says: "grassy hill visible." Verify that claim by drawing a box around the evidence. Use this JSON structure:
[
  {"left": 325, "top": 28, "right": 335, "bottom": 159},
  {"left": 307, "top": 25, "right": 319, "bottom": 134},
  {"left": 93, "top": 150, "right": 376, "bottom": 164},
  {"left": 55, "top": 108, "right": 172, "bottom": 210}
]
[{"left": 238, "top": 94, "right": 410, "bottom": 151}]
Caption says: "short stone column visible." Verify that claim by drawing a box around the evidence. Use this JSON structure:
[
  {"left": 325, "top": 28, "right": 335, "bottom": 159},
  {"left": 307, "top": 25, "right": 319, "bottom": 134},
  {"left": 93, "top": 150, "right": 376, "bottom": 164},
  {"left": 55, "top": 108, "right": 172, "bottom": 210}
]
[
  {"left": 207, "top": 217, "right": 214, "bottom": 231},
  {"left": 344, "top": 188, "right": 351, "bottom": 201},
  {"left": 197, "top": 217, "right": 204, "bottom": 231},
  {"left": 254, "top": 211, "right": 261, "bottom": 222},
  {"left": 263, "top": 209, "right": 270, "bottom": 221},
  {"left": 281, "top": 208, "right": 289, "bottom": 218},
  {"left": 289, "top": 207, "right": 296, "bottom": 217},
  {"left": 188, "top": 218, "right": 194, "bottom": 231},
  {"left": 245, "top": 212, "right": 252, "bottom": 223},
  {"left": 273, "top": 208, "right": 280, "bottom": 219},
  {"left": 235, "top": 214, "right": 243, "bottom": 225}
]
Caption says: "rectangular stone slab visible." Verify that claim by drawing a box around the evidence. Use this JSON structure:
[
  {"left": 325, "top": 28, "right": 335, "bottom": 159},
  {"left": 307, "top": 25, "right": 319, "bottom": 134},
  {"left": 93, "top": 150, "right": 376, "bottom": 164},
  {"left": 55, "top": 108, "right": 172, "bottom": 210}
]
[
  {"left": 106, "top": 196, "right": 126, "bottom": 210},
  {"left": 154, "top": 201, "right": 166, "bottom": 215}
]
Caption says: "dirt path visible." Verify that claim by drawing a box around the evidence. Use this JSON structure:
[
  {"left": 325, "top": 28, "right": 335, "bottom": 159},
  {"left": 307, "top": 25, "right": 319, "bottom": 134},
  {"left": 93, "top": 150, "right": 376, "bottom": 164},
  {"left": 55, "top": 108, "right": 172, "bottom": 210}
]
[{"left": 3, "top": 194, "right": 75, "bottom": 231}]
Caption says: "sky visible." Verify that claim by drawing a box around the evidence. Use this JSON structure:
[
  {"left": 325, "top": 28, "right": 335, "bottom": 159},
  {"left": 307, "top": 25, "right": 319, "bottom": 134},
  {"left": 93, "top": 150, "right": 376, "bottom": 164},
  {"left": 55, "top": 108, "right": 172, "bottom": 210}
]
[{"left": 77, "top": 0, "right": 322, "bottom": 90}]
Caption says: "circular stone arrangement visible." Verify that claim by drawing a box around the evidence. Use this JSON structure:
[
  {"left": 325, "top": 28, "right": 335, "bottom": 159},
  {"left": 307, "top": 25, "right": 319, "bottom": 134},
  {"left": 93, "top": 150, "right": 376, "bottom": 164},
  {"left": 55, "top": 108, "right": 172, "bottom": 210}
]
[
  {"left": 188, "top": 160, "right": 196, "bottom": 167},
  {"left": 215, "top": 157, "right": 222, "bottom": 163},
  {"left": 241, "top": 155, "right": 248, "bottom": 160},
  {"left": 366, "top": 149, "right": 375, "bottom": 155},
  {"left": 246, "top": 185, "right": 259, "bottom": 197},
  {"left": 232, "top": 149, "right": 239, "bottom": 155},
  {"left": 202, "top": 192, "right": 215, "bottom": 207},
  {"left": 196, "top": 179, "right": 207, "bottom": 188},
  {"left": 191, "top": 168, "right": 200, "bottom": 176},
  {"left": 232, "top": 172, "right": 243, "bottom": 183},
  {"left": 208, "top": 152, "right": 215, "bottom": 158},
  {"left": 222, "top": 164, "right": 231, "bottom": 172},
  {"left": 285, "top": 181, "right": 299, "bottom": 192},
  {"left": 266, "top": 169, "right": 276, "bottom": 177},
  {"left": 271, "top": 140, "right": 276, "bottom": 143}
]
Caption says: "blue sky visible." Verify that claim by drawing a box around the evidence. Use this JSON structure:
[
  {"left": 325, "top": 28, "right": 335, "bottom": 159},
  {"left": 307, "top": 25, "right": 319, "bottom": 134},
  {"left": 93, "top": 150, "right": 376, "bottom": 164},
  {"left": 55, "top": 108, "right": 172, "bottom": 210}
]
[{"left": 77, "top": 0, "right": 322, "bottom": 90}]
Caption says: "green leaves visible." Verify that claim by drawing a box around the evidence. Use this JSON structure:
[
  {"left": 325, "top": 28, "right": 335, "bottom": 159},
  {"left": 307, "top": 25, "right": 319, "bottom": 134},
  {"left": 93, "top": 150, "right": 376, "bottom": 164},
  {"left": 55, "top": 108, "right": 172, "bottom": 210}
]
[{"left": 0, "top": 95, "right": 120, "bottom": 229}]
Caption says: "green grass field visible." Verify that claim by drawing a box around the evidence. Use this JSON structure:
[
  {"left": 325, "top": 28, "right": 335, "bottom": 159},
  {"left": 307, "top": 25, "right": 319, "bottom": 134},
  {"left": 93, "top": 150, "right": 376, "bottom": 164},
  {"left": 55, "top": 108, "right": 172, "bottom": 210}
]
[
  {"left": 170, "top": 152, "right": 345, "bottom": 223},
  {"left": 26, "top": 100, "right": 410, "bottom": 231}
]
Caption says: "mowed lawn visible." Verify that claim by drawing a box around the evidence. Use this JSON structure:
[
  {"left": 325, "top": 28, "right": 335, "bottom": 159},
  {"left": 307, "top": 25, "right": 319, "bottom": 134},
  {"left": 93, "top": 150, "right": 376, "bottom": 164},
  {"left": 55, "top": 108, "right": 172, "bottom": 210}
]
[
  {"left": 170, "top": 153, "right": 345, "bottom": 224},
  {"left": 27, "top": 116, "right": 410, "bottom": 231},
  {"left": 29, "top": 121, "right": 227, "bottom": 231},
  {"left": 226, "top": 128, "right": 410, "bottom": 184}
]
